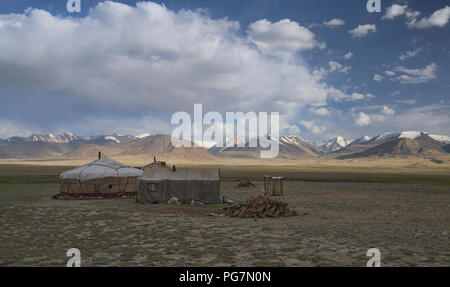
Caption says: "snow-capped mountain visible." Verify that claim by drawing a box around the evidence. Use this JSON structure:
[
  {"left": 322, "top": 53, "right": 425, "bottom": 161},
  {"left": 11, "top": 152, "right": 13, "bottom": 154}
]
[
  {"left": 349, "top": 136, "right": 372, "bottom": 146},
  {"left": 209, "top": 135, "right": 319, "bottom": 158},
  {"left": 87, "top": 133, "right": 137, "bottom": 145},
  {"left": 319, "top": 136, "right": 349, "bottom": 153},
  {"left": 136, "top": 133, "right": 151, "bottom": 139},
  {"left": 0, "top": 130, "right": 448, "bottom": 159},
  {"left": 7, "top": 132, "right": 82, "bottom": 144},
  {"left": 371, "top": 131, "right": 450, "bottom": 144},
  {"left": 373, "top": 131, "right": 425, "bottom": 142},
  {"left": 336, "top": 131, "right": 450, "bottom": 159},
  {"left": 280, "top": 135, "right": 311, "bottom": 146},
  {"left": 429, "top": 134, "right": 450, "bottom": 144}
]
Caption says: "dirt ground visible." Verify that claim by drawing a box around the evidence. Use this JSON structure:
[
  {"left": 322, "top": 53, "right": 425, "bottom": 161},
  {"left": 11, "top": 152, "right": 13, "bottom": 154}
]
[{"left": 0, "top": 177, "right": 449, "bottom": 267}]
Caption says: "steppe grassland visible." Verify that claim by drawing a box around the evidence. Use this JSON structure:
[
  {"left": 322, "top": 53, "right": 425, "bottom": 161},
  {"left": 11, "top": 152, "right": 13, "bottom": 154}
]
[{"left": 0, "top": 158, "right": 449, "bottom": 266}]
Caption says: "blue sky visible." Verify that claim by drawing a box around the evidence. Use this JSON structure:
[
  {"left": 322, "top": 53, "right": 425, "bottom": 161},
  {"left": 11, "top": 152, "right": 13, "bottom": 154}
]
[{"left": 0, "top": 0, "right": 449, "bottom": 142}]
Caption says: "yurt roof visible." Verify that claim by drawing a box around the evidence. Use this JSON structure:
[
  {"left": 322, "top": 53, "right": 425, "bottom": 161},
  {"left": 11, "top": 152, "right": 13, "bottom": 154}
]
[
  {"left": 142, "top": 165, "right": 219, "bottom": 181},
  {"left": 60, "top": 157, "right": 143, "bottom": 182}
]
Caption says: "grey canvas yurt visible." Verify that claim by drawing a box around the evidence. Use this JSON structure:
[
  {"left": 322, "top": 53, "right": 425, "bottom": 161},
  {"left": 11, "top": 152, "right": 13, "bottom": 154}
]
[
  {"left": 59, "top": 157, "right": 143, "bottom": 198},
  {"left": 138, "top": 162, "right": 221, "bottom": 204}
]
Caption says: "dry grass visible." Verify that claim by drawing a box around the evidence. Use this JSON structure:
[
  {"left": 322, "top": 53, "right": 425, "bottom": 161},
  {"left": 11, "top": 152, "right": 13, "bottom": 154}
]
[
  {"left": 1, "top": 154, "right": 450, "bottom": 172},
  {"left": 0, "top": 161, "right": 449, "bottom": 267}
]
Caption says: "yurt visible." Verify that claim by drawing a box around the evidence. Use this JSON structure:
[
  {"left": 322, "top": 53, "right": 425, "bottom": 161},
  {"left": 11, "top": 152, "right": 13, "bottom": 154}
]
[
  {"left": 59, "top": 156, "right": 143, "bottom": 198},
  {"left": 138, "top": 161, "right": 221, "bottom": 204}
]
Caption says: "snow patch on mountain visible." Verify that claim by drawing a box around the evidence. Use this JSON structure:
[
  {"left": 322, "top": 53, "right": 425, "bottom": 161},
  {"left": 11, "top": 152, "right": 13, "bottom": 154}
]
[
  {"left": 349, "top": 136, "right": 372, "bottom": 146},
  {"left": 280, "top": 135, "right": 308, "bottom": 145},
  {"left": 136, "top": 133, "right": 151, "bottom": 139},
  {"left": 104, "top": 136, "right": 121, "bottom": 143},
  {"left": 429, "top": 134, "right": 450, "bottom": 143},
  {"left": 320, "top": 136, "right": 349, "bottom": 153},
  {"left": 374, "top": 131, "right": 426, "bottom": 141}
]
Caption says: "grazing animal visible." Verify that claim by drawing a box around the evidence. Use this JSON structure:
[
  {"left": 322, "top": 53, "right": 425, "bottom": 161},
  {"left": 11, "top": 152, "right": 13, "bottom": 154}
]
[{"left": 167, "top": 197, "right": 179, "bottom": 205}]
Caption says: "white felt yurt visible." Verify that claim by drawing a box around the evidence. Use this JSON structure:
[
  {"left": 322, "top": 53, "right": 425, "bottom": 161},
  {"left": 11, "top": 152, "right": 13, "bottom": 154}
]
[{"left": 59, "top": 157, "right": 143, "bottom": 198}]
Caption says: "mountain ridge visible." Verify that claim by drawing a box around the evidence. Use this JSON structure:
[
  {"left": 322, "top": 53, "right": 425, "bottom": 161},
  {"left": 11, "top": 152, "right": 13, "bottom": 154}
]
[{"left": 0, "top": 131, "right": 449, "bottom": 159}]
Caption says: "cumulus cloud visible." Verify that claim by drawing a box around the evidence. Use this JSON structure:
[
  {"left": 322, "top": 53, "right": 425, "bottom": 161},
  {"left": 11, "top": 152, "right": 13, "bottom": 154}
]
[
  {"left": 373, "top": 74, "right": 384, "bottom": 81},
  {"left": 328, "top": 61, "right": 350, "bottom": 73},
  {"left": 323, "top": 18, "right": 345, "bottom": 28},
  {"left": 348, "top": 24, "right": 376, "bottom": 38},
  {"left": 383, "top": 4, "right": 450, "bottom": 29},
  {"left": 343, "top": 52, "right": 353, "bottom": 59},
  {"left": 0, "top": 1, "right": 333, "bottom": 135},
  {"left": 309, "top": 107, "right": 331, "bottom": 116},
  {"left": 399, "top": 48, "right": 422, "bottom": 60},
  {"left": 355, "top": 112, "right": 371, "bottom": 127},
  {"left": 247, "top": 18, "right": 319, "bottom": 56},
  {"left": 362, "top": 104, "right": 450, "bottom": 135},
  {"left": 299, "top": 120, "right": 326, "bottom": 134},
  {"left": 384, "top": 70, "right": 396, "bottom": 76},
  {"left": 327, "top": 87, "right": 375, "bottom": 102},
  {"left": 408, "top": 6, "right": 450, "bottom": 29},
  {"left": 381, "top": 106, "right": 396, "bottom": 116},
  {"left": 279, "top": 119, "right": 301, "bottom": 135},
  {"left": 388, "top": 63, "right": 437, "bottom": 84},
  {"left": 314, "top": 102, "right": 450, "bottom": 141},
  {"left": 350, "top": 93, "right": 375, "bottom": 101},
  {"left": 382, "top": 4, "right": 413, "bottom": 20}
]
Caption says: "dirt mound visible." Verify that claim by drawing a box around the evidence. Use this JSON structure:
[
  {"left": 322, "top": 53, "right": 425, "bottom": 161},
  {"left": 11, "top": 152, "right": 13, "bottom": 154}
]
[{"left": 226, "top": 195, "right": 297, "bottom": 218}]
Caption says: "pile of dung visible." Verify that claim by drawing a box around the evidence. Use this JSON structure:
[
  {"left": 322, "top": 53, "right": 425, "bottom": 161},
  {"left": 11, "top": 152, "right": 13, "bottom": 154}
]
[{"left": 225, "top": 195, "right": 297, "bottom": 218}]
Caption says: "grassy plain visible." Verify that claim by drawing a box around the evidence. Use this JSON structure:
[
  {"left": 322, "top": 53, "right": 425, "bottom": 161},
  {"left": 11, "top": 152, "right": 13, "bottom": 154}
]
[{"left": 0, "top": 158, "right": 449, "bottom": 266}]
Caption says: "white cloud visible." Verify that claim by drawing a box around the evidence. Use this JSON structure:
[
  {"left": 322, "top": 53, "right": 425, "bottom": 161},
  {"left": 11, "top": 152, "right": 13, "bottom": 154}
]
[
  {"left": 299, "top": 120, "right": 326, "bottom": 134},
  {"left": 373, "top": 74, "right": 384, "bottom": 81},
  {"left": 385, "top": 70, "right": 396, "bottom": 76},
  {"left": 343, "top": 52, "right": 353, "bottom": 59},
  {"left": 323, "top": 18, "right": 345, "bottom": 28},
  {"left": 349, "top": 24, "right": 376, "bottom": 38},
  {"left": 355, "top": 112, "right": 371, "bottom": 127},
  {"left": 247, "top": 18, "right": 318, "bottom": 56},
  {"left": 381, "top": 106, "right": 395, "bottom": 116},
  {"left": 327, "top": 87, "right": 374, "bottom": 102},
  {"left": 327, "top": 87, "right": 349, "bottom": 102},
  {"left": 328, "top": 61, "right": 350, "bottom": 73},
  {"left": 309, "top": 107, "right": 331, "bottom": 116},
  {"left": 0, "top": 2, "right": 330, "bottom": 123},
  {"left": 363, "top": 104, "right": 450, "bottom": 136},
  {"left": 382, "top": 4, "right": 409, "bottom": 20},
  {"left": 399, "top": 48, "right": 422, "bottom": 60},
  {"left": 408, "top": 6, "right": 450, "bottom": 29},
  {"left": 280, "top": 119, "right": 301, "bottom": 135},
  {"left": 312, "top": 102, "right": 450, "bottom": 141},
  {"left": 383, "top": 4, "right": 450, "bottom": 29},
  {"left": 390, "top": 63, "right": 437, "bottom": 84},
  {"left": 70, "top": 115, "right": 173, "bottom": 137},
  {"left": 350, "top": 93, "right": 375, "bottom": 101},
  {"left": 395, "top": 99, "right": 417, "bottom": 105},
  {"left": 0, "top": 120, "right": 35, "bottom": 139}
]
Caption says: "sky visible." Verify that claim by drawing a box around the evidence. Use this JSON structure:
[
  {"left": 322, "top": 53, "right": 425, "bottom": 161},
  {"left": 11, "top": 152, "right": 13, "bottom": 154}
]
[{"left": 0, "top": 0, "right": 449, "bottom": 142}]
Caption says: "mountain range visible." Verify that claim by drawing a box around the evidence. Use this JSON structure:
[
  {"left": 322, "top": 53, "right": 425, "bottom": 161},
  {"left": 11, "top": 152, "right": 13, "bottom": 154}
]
[{"left": 0, "top": 131, "right": 449, "bottom": 160}]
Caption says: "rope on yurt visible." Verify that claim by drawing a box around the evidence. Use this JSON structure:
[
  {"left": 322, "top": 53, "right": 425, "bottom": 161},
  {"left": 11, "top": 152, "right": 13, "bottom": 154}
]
[{"left": 113, "top": 167, "right": 123, "bottom": 199}]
